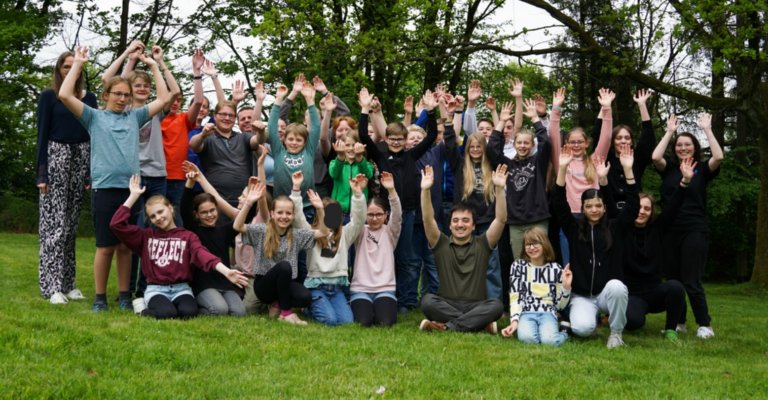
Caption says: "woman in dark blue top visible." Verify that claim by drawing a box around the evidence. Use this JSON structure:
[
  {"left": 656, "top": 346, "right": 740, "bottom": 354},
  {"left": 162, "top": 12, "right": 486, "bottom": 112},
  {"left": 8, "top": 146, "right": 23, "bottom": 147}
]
[{"left": 37, "top": 51, "right": 98, "bottom": 305}]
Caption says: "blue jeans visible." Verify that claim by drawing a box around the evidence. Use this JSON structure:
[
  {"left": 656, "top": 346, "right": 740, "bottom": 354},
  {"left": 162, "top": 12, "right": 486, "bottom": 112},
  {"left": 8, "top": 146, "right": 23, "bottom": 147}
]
[
  {"left": 309, "top": 284, "right": 353, "bottom": 326},
  {"left": 131, "top": 176, "right": 167, "bottom": 295},
  {"left": 165, "top": 179, "right": 185, "bottom": 227},
  {"left": 474, "top": 222, "right": 502, "bottom": 301},
  {"left": 415, "top": 223, "right": 439, "bottom": 299},
  {"left": 517, "top": 312, "right": 568, "bottom": 347},
  {"left": 395, "top": 210, "right": 420, "bottom": 309}
]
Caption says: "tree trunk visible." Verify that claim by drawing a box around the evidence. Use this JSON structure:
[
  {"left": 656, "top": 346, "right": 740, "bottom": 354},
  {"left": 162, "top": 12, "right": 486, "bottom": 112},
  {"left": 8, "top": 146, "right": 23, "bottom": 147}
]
[
  {"left": 749, "top": 86, "right": 768, "bottom": 287},
  {"left": 118, "top": 0, "right": 129, "bottom": 55}
]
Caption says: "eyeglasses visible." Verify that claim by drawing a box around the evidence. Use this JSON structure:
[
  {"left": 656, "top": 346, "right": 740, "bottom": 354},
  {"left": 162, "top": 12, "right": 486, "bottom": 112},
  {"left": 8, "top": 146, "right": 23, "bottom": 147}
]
[
  {"left": 367, "top": 213, "right": 386, "bottom": 218},
  {"left": 216, "top": 112, "right": 236, "bottom": 119},
  {"left": 109, "top": 91, "right": 132, "bottom": 99},
  {"left": 524, "top": 241, "right": 542, "bottom": 249}
]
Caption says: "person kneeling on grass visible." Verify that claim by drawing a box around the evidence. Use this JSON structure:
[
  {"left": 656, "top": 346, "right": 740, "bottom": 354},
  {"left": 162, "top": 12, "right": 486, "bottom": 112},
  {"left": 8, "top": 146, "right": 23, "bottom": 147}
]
[
  {"left": 501, "top": 227, "right": 572, "bottom": 346},
  {"left": 418, "top": 164, "right": 507, "bottom": 334},
  {"left": 110, "top": 176, "right": 249, "bottom": 319}
]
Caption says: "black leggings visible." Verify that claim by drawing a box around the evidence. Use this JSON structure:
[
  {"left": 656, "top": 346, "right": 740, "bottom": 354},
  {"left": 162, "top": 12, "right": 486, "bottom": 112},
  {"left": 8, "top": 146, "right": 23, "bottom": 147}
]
[
  {"left": 143, "top": 294, "right": 198, "bottom": 319},
  {"left": 625, "top": 281, "right": 686, "bottom": 331},
  {"left": 662, "top": 230, "right": 711, "bottom": 326},
  {"left": 351, "top": 297, "right": 397, "bottom": 327},
  {"left": 254, "top": 261, "right": 311, "bottom": 311}
]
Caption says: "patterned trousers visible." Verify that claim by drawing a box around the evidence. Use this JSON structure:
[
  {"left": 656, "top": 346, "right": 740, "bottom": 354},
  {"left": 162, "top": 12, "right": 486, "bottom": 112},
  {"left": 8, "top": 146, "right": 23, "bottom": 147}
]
[{"left": 38, "top": 141, "right": 89, "bottom": 297}]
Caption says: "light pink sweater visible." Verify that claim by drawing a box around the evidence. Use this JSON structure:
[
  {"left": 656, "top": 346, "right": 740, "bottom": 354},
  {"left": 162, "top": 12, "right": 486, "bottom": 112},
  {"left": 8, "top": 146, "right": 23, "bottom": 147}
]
[{"left": 350, "top": 192, "right": 402, "bottom": 293}]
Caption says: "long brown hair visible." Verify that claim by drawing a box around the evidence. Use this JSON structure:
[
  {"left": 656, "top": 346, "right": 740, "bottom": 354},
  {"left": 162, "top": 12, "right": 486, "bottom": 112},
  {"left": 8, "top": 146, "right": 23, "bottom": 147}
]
[
  {"left": 53, "top": 51, "right": 84, "bottom": 99},
  {"left": 461, "top": 133, "right": 494, "bottom": 203},
  {"left": 313, "top": 198, "right": 342, "bottom": 252},
  {"left": 264, "top": 196, "right": 293, "bottom": 259},
  {"left": 520, "top": 227, "right": 555, "bottom": 263}
]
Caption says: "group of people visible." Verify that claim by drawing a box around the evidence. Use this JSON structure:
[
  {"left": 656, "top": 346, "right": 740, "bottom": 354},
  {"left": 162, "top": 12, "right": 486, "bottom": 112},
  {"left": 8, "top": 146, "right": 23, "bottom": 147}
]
[{"left": 37, "top": 42, "right": 723, "bottom": 348}]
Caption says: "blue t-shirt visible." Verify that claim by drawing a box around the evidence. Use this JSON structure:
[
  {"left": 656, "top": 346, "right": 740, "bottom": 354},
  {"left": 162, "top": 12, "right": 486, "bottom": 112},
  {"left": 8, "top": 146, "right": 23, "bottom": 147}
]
[{"left": 78, "top": 105, "right": 150, "bottom": 189}]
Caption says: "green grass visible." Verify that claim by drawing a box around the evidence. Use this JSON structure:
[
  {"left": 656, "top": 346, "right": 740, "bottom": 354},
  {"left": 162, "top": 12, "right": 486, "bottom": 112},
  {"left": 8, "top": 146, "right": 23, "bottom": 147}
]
[{"left": 1, "top": 232, "right": 766, "bottom": 399}]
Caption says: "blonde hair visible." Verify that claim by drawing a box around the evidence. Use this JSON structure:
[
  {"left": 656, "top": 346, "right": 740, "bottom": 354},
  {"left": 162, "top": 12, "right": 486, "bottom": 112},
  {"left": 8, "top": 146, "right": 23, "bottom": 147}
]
[
  {"left": 143, "top": 195, "right": 175, "bottom": 226},
  {"left": 461, "top": 133, "right": 495, "bottom": 203},
  {"left": 285, "top": 123, "right": 309, "bottom": 142},
  {"left": 567, "top": 128, "right": 596, "bottom": 184},
  {"left": 513, "top": 129, "right": 535, "bottom": 161},
  {"left": 264, "top": 196, "right": 293, "bottom": 259}
]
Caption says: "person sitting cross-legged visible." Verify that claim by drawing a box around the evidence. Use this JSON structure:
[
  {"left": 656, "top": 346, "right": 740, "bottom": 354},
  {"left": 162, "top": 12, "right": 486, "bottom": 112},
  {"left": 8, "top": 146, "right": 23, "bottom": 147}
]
[{"left": 418, "top": 164, "right": 507, "bottom": 333}]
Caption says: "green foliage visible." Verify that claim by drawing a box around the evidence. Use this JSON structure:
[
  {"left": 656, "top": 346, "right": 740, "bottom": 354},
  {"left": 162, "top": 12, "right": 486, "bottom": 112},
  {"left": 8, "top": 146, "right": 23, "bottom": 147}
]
[{"left": 1, "top": 233, "right": 767, "bottom": 398}]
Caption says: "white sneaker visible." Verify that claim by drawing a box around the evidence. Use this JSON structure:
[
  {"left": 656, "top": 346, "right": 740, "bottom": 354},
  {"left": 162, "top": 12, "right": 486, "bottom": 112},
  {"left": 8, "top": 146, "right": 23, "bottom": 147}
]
[
  {"left": 132, "top": 298, "right": 147, "bottom": 315},
  {"left": 65, "top": 289, "right": 85, "bottom": 300},
  {"left": 676, "top": 323, "right": 687, "bottom": 333},
  {"left": 50, "top": 292, "right": 68, "bottom": 305},
  {"left": 278, "top": 312, "right": 308, "bottom": 325},
  {"left": 606, "top": 332, "right": 625, "bottom": 349},
  {"left": 696, "top": 326, "right": 715, "bottom": 339}
]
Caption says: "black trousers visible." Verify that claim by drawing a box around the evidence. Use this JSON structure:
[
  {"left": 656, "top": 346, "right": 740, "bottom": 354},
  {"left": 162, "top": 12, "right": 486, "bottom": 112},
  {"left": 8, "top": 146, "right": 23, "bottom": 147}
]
[
  {"left": 625, "top": 280, "right": 686, "bottom": 331},
  {"left": 254, "top": 261, "right": 311, "bottom": 311},
  {"left": 144, "top": 294, "right": 198, "bottom": 319},
  {"left": 662, "top": 230, "right": 711, "bottom": 326}
]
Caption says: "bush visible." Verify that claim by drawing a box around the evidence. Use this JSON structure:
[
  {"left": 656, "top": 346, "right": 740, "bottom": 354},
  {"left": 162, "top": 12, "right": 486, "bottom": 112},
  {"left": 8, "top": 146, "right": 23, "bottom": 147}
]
[{"left": 0, "top": 191, "right": 94, "bottom": 237}]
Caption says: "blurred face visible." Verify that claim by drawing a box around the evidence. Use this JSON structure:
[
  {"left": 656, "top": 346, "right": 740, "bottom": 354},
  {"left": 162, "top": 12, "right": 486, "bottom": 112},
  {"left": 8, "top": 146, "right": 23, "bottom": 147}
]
[
  {"left": 406, "top": 130, "right": 425, "bottom": 150},
  {"left": 238, "top": 109, "right": 253, "bottom": 133},
  {"left": 104, "top": 82, "right": 132, "bottom": 112},
  {"left": 278, "top": 119, "right": 287, "bottom": 141},
  {"left": 130, "top": 78, "right": 151, "bottom": 104},
  {"left": 468, "top": 138, "right": 483, "bottom": 162},
  {"left": 514, "top": 133, "right": 533, "bottom": 158},
  {"left": 635, "top": 197, "right": 652, "bottom": 227},
  {"left": 675, "top": 136, "right": 695, "bottom": 160},
  {"left": 436, "top": 124, "right": 445, "bottom": 143},
  {"left": 535, "top": 99, "right": 547, "bottom": 117},
  {"left": 336, "top": 120, "right": 351, "bottom": 141},
  {"left": 386, "top": 134, "right": 405, "bottom": 153},
  {"left": 477, "top": 121, "right": 493, "bottom": 140},
  {"left": 449, "top": 210, "right": 475, "bottom": 242},
  {"left": 524, "top": 240, "right": 543, "bottom": 262},
  {"left": 285, "top": 132, "right": 306, "bottom": 154},
  {"left": 169, "top": 96, "right": 183, "bottom": 114},
  {"left": 215, "top": 106, "right": 236, "bottom": 132},
  {"left": 613, "top": 129, "right": 632, "bottom": 152},
  {"left": 271, "top": 200, "right": 294, "bottom": 231},
  {"left": 59, "top": 56, "right": 74, "bottom": 79},
  {"left": 344, "top": 136, "right": 357, "bottom": 159},
  {"left": 197, "top": 99, "right": 210, "bottom": 123},
  {"left": 367, "top": 125, "right": 377, "bottom": 142},
  {"left": 195, "top": 201, "right": 218, "bottom": 228},
  {"left": 503, "top": 119, "right": 515, "bottom": 140},
  {"left": 582, "top": 198, "right": 605, "bottom": 224},
  {"left": 366, "top": 203, "right": 387, "bottom": 230},
  {"left": 567, "top": 131, "right": 587, "bottom": 157},
  {"left": 146, "top": 202, "right": 175, "bottom": 231}
]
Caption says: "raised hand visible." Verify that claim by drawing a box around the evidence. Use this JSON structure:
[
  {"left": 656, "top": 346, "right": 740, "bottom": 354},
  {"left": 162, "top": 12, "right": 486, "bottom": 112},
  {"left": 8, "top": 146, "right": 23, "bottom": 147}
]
[
  {"left": 151, "top": 45, "right": 164, "bottom": 62},
  {"left": 370, "top": 96, "right": 382, "bottom": 114},
  {"left": 633, "top": 88, "right": 653, "bottom": 104},
  {"left": 126, "top": 40, "right": 145, "bottom": 55},
  {"left": 307, "top": 189, "right": 323, "bottom": 209},
  {"left": 420, "top": 165, "right": 434, "bottom": 190},
  {"left": 350, "top": 174, "right": 368, "bottom": 194},
  {"left": 291, "top": 171, "right": 304, "bottom": 189},
  {"left": 312, "top": 75, "right": 327, "bottom": 93},
  {"left": 201, "top": 58, "right": 217, "bottom": 77},
  {"left": 201, "top": 122, "right": 216, "bottom": 137},
  {"left": 275, "top": 84, "right": 288, "bottom": 103},
  {"left": 680, "top": 157, "right": 697, "bottom": 181},
  {"left": 559, "top": 146, "right": 574, "bottom": 167},
  {"left": 492, "top": 164, "right": 508, "bottom": 187},
  {"left": 252, "top": 120, "right": 266, "bottom": 131},
  {"left": 467, "top": 80, "right": 482, "bottom": 103},
  {"left": 138, "top": 51, "right": 157, "bottom": 67},
  {"left": 446, "top": 94, "right": 458, "bottom": 114},
  {"left": 129, "top": 175, "right": 146, "bottom": 196},
  {"left": 182, "top": 160, "right": 201, "bottom": 175},
  {"left": 454, "top": 95, "right": 465, "bottom": 111},
  {"left": 320, "top": 91, "right": 336, "bottom": 113},
  {"left": 301, "top": 80, "right": 316, "bottom": 104},
  {"left": 499, "top": 101, "right": 513, "bottom": 122},
  {"left": 380, "top": 171, "right": 395, "bottom": 190},
  {"left": 358, "top": 87, "right": 374, "bottom": 110},
  {"left": 619, "top": 144, "right": 634, "bottom": 169},
  {"left": 74, "top": 46, "right": 89, "bottom": 63},
  {"left": 666, "top": 114, "right": 679, "bottom": 134},
  {"left": 333, "top": 139, "right": 346, "bottom": 156},
  {"left": 192, "top": 48, "right": 204, "bottom": 72},
  {"left": 485, "top": 96, "right": 497, "bottom": 112},
  {"left": 232, "top": 80, "right": 246, "bottom": 103},
  {"left": 354, "top": 142, "right": 366, "bottom": 156},
  {"left": 697, "top": 112, "right": 712, "bottom": 130},
  {"left": 501, "top": 320, "right": 518, "bottom": 338},
  {"left": 552, "top": 87, "right": 566, "bottom": 108},
  {"left": 597, "top": 88, "right": 615, "bottom": 108},
  {"left": 254, "top": 80, "right": 266, "bottom": 101},
  {"left": 292, "top": 73, "right": 306, "bottom": 94},
  {"left": 562, "top": 264, "right": 572, "bottom": 290},
  {"left": 523, "top": 98, "right": 538, "bottom": 120},
  {"left": 509, "top": 79, "right": 523, "bottom": 98},
  {"left": 595, "top": 156, "right": 610, "bottom": 180},
  {"left": 403, "top": 95, "right": 414, "bottom": 114},
  {"left": 422, "top": 89, "right": 437, "bottom": 111}
]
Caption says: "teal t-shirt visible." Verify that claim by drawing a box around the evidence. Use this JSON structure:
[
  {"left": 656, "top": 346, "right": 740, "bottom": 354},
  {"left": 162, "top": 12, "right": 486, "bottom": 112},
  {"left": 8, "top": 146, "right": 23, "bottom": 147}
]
[{"left": 79, "top": 105, "right": 150, "bottom": 189}]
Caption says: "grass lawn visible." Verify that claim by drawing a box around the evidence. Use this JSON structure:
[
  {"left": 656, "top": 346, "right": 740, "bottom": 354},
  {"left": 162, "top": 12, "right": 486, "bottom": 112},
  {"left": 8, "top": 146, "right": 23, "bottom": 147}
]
[{"left": 1, "top": 232, "right": 767, "bottom": 399}]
